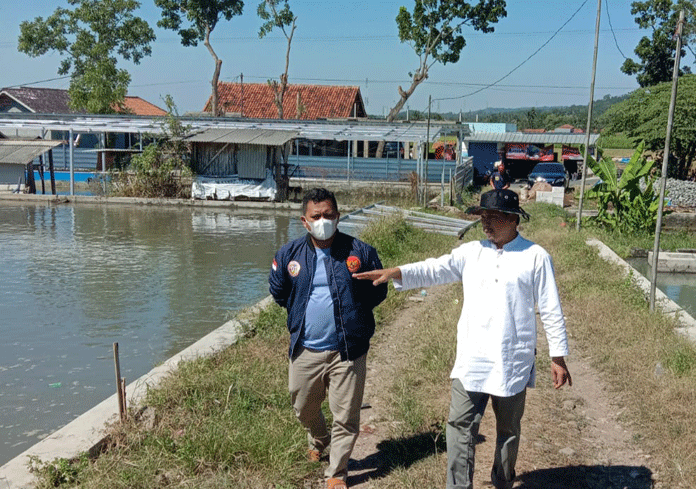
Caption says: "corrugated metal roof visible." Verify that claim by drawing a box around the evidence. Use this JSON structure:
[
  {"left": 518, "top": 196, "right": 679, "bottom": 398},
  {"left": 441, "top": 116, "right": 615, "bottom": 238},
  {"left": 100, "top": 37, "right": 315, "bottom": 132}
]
[
  {"left": 465, "top": 131, "right": 599, "bottom": 145},
  {"left": 0, "top": 140, "right": 64, "bottom": 165},
  {"left": 186, "top": 128, "right": 298, "bottom": 146},
  {"left": 0, "top": 114, "right": 452, "bottom": 142}
]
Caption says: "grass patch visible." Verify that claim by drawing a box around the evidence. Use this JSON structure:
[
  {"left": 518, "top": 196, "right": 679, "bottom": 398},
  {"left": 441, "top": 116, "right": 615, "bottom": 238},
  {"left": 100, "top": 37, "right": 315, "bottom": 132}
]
[{"left": 597, "top": 133, "right": 635, "bottom": 149}]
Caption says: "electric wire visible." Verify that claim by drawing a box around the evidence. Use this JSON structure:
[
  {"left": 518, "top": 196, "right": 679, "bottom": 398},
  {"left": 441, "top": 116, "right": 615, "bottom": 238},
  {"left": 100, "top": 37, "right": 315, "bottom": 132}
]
[
  {"left": 431, "top": 0, "right": 591, "bottom": 104},
  {"left": 4, "top": 75, "right": 71, "bottom": 88},
  {"left": 605, "top": 0, "right": 629, "bottom": 59}
]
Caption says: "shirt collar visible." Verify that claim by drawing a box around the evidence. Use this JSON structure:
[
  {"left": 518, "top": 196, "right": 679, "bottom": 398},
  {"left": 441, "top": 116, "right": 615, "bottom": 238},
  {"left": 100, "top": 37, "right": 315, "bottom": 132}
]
[{"left": 483, "top": 233, "right": 524, "bottom": 252}]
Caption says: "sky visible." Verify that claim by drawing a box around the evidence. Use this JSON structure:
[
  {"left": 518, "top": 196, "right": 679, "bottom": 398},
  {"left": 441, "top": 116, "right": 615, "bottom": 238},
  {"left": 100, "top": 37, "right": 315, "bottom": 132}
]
[{"left": 1, "top": 0, "right": 693, "bottom": 117}]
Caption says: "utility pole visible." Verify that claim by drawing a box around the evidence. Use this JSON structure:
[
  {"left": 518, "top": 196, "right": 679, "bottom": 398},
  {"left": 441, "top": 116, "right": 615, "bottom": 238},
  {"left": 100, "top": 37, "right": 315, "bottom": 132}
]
[
  {"left": 576, "top": 0, "right": 602, "bottom": 232},
  {"left": 650, "top": 10, "right": 684, "bottom": 311}
]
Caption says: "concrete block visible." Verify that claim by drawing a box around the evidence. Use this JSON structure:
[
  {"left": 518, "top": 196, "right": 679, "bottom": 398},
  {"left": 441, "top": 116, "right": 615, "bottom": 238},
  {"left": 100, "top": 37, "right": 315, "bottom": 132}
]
[
  {"left": 536, "top": 187, "right": 564, "bottom": 206},
  {"left": 647, "top": 251, "right": 696, "bottom": 273}
]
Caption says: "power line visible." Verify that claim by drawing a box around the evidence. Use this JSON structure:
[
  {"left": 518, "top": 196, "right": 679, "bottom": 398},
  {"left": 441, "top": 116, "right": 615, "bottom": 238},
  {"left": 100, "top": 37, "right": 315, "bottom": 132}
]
[
  {"left": 4, "top": 75, "right": 71, "bottom": 88},
  {"left": 237, "top": 74, "right": 635, "bottom": 90},
  {"left": 432, "top": 0, "right": 592, "bottom": 104},
  {"left": 605, "top": 0, "right": 629, "bottom": 59},
  {"left": 686, "top": 42, "right": 696, "bottom": 59}
]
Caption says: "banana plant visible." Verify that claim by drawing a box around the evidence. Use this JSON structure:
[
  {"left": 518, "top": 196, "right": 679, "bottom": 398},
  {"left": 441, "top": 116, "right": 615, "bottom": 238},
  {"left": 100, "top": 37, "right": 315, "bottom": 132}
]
[{"left": 583, "top": 141, "right": 663, "bottom": 233}]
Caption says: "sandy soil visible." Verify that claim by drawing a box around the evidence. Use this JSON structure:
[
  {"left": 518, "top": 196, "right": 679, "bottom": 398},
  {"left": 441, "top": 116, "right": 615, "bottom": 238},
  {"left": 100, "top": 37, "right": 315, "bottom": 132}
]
[{"left": 328, "top": 285, "right": 657, "bottom": 489}]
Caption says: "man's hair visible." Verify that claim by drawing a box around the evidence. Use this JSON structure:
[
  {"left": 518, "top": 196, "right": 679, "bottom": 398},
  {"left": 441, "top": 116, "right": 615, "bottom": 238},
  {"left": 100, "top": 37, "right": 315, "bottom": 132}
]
[{"left": 302, "top": 188, "right": 338, "bottom": 214}]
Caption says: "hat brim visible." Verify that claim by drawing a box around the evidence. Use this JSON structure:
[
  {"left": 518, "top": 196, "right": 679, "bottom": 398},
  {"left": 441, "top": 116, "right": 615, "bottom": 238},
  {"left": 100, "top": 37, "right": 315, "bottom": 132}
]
[{"left": 466, "top": 205, "right": 530, "bottom": 221}]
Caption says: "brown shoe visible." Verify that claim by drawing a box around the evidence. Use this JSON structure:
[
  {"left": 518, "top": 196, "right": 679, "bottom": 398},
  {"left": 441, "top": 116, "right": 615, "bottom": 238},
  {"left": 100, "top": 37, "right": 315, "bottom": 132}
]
[
  {"left": 308, "top": 449, "right": 322, "bottom": 462},
  {"left": 326, "top": 478, "right": 347, "bottom": 489}
]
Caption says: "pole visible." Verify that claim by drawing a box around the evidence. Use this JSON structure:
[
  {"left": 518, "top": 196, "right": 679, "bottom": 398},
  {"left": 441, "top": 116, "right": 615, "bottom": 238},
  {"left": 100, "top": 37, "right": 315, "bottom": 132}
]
[
  {"left": 441, "top": 159, "right": 445, "bottom": 208},
  {"left": 113, "top": 342, "right": 125, "bottom": 422},
  {"left": 69, "top": 128, "right": 75, "bottom": 196},
  {"left": 416, "top": 142, "right": 422, "bottom": 203},
  {"left": 650, "top": 10, "right": 684, "bottom": 311},
  {"left": 48, "top": 149, "right": 56, "bottom": 195},
  {"left": 576, "top": 0, "right": 602, "bottom": 232},
  {"left": 424, "top": 95, "right": 431, "bottom": 207}
]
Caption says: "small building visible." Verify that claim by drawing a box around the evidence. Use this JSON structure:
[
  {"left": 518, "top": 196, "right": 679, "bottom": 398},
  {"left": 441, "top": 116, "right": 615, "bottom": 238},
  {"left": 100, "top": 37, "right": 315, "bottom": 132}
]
[
  {"left": 0, "top": 86, "right": 166, "bottom": 117},
  {"left": 0, "top": 86, "right": 165, "bottom": 145},
  {"left": 0, "top": 87, "right": 167, "bottom": 171},
  {"left": 464, "top": 131, "right": 599, "bottom": 183},
  {"left": 203, "top": 83, "right": 369, "bottom": 158},
  {"left": 186, "top": 128, "right": 298, "bottom": 201},
  {"left": 0, "top": 139, "right": 63, "bottom": 193},
  {"left": 204, "top": 82, "right": 366, "bottom": 120},
  {"left": 552, "top": 124, "right": 584, "bottom": 134}
]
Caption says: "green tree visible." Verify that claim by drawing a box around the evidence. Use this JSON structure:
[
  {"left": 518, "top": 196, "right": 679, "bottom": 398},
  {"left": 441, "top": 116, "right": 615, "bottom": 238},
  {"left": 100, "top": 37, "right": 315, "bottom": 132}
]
[
  {"left": 599, "top": 74, "right": 696, "bottom": 179},
  {"left": 376, "top": 0, "right": 506, "bottom": 156},
  {"left": 621, "top": 0, "right": 696, "bottom": 87},
  {"left": 17, "top": 0, "right": 155, "bottom": 114},
  {"left": 526, "top": 107, "right": 538, "bottom": 128},
  {"left": 156, "top": 0, "right": 244, "bottom": 117},
  {"left": 258, "top": 0, "right": 296, "bottom": 119}
]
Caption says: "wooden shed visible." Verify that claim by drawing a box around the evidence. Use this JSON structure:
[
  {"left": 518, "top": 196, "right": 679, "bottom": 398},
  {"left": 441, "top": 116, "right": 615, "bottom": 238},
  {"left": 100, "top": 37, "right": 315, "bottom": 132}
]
[{"left": 187, "top": 128, "right": 297, "bottom": 179}]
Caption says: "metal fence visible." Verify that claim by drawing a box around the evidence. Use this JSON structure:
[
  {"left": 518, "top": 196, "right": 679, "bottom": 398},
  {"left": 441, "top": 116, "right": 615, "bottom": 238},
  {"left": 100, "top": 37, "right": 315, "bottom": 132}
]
[
  {"left": 32, "top": 146, "right": 97, "bottom": 171},
  {"left": 290, "top": 154, "right": 459, "bottom": 183}
]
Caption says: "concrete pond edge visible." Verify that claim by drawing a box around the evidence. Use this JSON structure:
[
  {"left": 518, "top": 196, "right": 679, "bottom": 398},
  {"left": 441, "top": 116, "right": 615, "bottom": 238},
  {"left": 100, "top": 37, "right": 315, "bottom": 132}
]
[
  {"left": 0, "top": 192, "right": 303, "bottom": 211},
  {"left": 587, "top": 238, "right": 696, "bottom": 343},
  {"left": 0, "top": 295, "right": 276, "bottom": 489}
]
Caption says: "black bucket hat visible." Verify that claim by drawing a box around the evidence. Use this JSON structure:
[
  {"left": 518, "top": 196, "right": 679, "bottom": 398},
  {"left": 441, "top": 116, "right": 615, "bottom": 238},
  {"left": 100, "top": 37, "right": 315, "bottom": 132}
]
[{"left": 466, "top": 189, "right": 530, "bottom": 221}]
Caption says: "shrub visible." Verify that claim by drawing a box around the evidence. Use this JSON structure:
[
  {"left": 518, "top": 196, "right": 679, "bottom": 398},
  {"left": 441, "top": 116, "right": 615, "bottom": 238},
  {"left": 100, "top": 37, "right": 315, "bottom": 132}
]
[{"left": 584, "top": 141, "right": 662, "bottom": 234}]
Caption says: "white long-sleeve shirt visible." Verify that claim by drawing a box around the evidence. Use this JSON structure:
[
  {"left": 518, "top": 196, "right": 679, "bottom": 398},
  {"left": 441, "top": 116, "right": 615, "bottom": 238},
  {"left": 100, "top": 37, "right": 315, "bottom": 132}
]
[{"left": 395, "top": 234, "right": 568, "bottom": 397}]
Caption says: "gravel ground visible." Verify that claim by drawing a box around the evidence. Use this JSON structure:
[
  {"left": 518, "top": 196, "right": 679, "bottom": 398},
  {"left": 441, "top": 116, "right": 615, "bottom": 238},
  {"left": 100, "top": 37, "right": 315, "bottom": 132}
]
[{"left": 664, "top": 178, "right": 696, "bottom": 208}]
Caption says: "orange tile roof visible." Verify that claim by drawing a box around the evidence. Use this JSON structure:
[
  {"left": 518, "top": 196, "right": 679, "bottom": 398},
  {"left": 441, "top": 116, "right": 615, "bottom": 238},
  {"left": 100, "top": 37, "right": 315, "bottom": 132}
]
[
  {"left": 122, "top": 96, "right": 167, "bottom": 116},
  {"left": 522, "top": 128, "right": 546, "bottom": 133},
  {"left": 203, "top": 83, "right": 366, "bottom": 119}
]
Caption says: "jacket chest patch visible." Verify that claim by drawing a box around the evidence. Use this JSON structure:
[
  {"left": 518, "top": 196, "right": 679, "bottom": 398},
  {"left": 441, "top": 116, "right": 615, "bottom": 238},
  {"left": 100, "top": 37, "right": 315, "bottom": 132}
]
[
  {"left": 288, "top": 260, "right": 301, "bottom": 277},
  {"left": 346, "top": 256, "right": 361, "bottom": 273}
]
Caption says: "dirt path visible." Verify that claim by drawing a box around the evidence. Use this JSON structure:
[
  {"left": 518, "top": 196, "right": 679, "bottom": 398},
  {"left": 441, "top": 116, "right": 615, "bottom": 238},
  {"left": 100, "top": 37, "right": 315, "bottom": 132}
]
[{"left": 339, "top": 285, "right": 657, "bottom": 489}]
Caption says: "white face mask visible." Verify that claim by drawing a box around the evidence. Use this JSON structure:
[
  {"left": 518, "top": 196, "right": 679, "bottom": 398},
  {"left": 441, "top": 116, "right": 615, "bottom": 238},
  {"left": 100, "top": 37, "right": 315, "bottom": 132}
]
[{"left": 305, "top": 218, "right": 338, "bottom": 241}]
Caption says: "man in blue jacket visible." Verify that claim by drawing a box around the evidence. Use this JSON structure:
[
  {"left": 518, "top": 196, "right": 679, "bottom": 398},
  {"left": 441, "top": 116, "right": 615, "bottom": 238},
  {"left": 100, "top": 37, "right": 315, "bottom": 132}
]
[{"left": 269, "top": 188, "right": 387, "bottom": 489}]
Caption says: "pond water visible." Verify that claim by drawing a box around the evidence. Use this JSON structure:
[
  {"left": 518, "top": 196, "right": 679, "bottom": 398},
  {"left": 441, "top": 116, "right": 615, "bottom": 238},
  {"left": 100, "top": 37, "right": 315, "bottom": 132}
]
[
  {"left": 0, "top": 202, "right": 305, "bottom": 466},
  {"left": 626, "top": 257, "right": 696, "bottom": 317}
]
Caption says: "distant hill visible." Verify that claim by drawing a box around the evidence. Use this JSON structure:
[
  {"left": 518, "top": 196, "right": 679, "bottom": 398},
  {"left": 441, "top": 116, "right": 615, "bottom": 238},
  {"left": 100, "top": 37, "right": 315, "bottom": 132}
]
[{"left": 379, "top": 93, "right": 630, "bottom": 131}]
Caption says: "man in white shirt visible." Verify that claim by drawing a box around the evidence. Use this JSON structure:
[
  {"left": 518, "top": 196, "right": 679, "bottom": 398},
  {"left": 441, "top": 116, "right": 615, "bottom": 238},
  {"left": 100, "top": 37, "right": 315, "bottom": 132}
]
[{"left": 353, "top": 189, "right": 572, "bottom": 489}]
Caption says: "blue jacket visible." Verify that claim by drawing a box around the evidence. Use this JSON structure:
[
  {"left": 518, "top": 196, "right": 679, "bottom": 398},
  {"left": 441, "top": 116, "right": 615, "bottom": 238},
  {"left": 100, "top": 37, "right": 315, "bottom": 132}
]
[{"left": 269, "top": 231, "right": 388, "bottom": 361}]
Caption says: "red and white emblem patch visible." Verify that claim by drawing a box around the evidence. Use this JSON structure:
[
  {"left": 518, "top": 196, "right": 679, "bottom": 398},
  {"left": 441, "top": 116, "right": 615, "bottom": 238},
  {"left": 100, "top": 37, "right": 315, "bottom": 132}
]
[
  {"left": 346, "top": 256, "right": 361, "bottom": 273},
  {"left": 272, "top": 259, "right": 278, "bottom": 271},
  {"left": 287, "top": 260, "right": 301, "bottom": 277}
]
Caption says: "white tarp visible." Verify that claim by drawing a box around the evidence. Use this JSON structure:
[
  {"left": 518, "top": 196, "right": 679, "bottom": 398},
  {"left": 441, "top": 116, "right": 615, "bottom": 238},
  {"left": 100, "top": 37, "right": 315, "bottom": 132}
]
[{"left": 191, "top": 170, "right": 277, "bottom": 201}]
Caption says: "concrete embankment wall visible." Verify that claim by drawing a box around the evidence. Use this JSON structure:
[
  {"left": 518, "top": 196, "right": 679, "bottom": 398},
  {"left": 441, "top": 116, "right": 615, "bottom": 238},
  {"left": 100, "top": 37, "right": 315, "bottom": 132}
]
[
  {"left": 588, "top": 239, "right": 696, "bottom": 343},
  {"left": 0, "top": 192, "right": 303, "bottom": 211},
  {"left": 0, "top": 296, "right": 275, "bottom": 489}
]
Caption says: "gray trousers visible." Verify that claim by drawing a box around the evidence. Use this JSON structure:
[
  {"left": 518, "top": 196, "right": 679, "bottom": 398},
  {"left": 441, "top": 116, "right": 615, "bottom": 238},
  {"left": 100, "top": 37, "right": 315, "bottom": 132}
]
[
  {"left": 446, "top": 379, "right": 526, "bottom": 489},
  {"left": 289, "top": 348, "right": 367, "bottom": 481}
]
